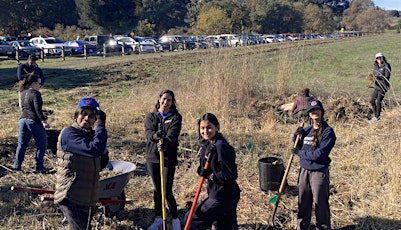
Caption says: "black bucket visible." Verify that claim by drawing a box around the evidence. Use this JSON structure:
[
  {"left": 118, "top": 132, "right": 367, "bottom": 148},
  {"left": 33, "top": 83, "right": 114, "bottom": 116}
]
[
  {"left": 46, "top": 129, "right": 60, "bottom": 154},
  {"left": 258, "top": 156, "right": 284, "bottom": 192}
]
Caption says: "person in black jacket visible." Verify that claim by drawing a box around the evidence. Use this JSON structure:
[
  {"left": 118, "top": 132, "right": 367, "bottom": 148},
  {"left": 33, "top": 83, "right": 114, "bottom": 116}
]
[
  {"left": 14, "top": 73, "right": 50, "bottom": 173},
  {"left": 369, "top": 52, "right": 391, "bottom": 122},
  {"left": 145, "top": 89, "right": 182, "bottom": 230},
  {"left": 17, "top": 55, "right": 44, "bottom": 108},
  {"left": 189, "top": 113, "right": 241, "bottom": 230}
]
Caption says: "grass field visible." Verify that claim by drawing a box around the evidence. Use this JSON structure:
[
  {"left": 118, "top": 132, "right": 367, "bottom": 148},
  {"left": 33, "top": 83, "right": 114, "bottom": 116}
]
[{"left": 0, "top": 33, "right": 401, "bottom": 229}]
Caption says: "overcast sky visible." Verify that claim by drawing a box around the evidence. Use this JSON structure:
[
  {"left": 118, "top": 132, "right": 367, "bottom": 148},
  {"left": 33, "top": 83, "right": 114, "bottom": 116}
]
[{"left": 373, "top": 0, "right": 401, "bottom": 11}]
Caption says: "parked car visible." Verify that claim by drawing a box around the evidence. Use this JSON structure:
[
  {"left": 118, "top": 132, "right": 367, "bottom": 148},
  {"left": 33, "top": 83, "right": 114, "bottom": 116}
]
[
  {"left": 158, "top": 35, "right": 183, "bottom": 51},
  {"left": 94, "top": 38, "right": 134, "bottom": 56},
  {"left": 83, "top": 35, "right": 112, "bottom": 47},
  {"left": 9, "top": 40, "right": 41, "bottom": 58},
  {"left": 29, "top": 37, "right": 71, "bottom": 56},
  {"left": 133, "top": 36, "right": 158, "bottom": 53},
  {"left": 141, "top": 37, "right": 163, "bottom": 52},
  {"left": 66, "top": 40, "right": 97, "bottom": 55},
  {"left": 0, "top": 40, "right": 16, "bottom": 58},
  {"left": 115, "top": 37, "right": 141, "bottom": 54}
]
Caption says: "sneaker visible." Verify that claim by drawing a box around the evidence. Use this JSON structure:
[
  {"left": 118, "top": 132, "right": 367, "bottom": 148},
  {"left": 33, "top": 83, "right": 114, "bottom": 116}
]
[
  {"left": 147, "top": 217, "right": 163, "bottom": 230},
  {"left": 172, "top": 218, "right": 181, "bottom": 230},
  {"left": 369, "top": 117, "right": 378, "bottom": 123}
]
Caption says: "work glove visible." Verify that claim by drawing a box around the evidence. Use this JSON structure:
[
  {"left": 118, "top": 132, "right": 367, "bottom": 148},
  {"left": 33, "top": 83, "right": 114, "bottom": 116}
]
[
  {"left": 291, "top": 148, "right": 299, "bottom": 156},
  {"left": 157, "top": 142, "right": 167, "bottom": 152},
  {"left": 96, "top": 110, "right": 107, "bottom": 126},
  {"left": 153, "top": 130, "right": 164, "bottom": 141},
  {"left": 294, "top": 127, "right": 304, "bottom": 136},
  {"left": 206, "top": 143, "right": 217, "bottom": 156},
  {"left": 199, "top": 167, "right": 212, "bottom": 179}
]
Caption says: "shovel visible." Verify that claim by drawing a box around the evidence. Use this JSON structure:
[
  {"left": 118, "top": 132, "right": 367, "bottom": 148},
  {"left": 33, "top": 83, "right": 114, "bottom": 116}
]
[
  {"left": 184, "top": 148, "right": 214, "bottom": 230},
  {"left": 269, "top": 123, "right": 304, "bottom": 228},
  {"left": 156, "top": 122, "right": 167, "bottom": 230}
]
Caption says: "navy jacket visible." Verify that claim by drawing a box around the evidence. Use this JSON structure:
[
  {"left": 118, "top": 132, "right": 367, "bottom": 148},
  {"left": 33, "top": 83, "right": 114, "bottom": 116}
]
[
  {"left": 145, "top": 109, "right": 182, "bottom": 166},
  {"left": 293, "top": 125, "right": 336, "bottom": 171},
  {"left": 198, "top": 133, "right": 240, "bottom": 200}
]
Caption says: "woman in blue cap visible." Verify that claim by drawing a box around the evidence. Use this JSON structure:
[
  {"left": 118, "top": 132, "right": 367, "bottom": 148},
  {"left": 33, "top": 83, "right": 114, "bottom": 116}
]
[
  {"left": 292, "top": 100, "right": 336, "bottom": 230},
  {"left": 54, "top": 97, "right": 108, "bottom": 230}
]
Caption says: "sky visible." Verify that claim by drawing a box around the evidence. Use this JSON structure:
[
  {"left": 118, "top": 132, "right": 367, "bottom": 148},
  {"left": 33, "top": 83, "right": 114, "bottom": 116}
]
[{"left": 373, "top": 0, "right": 401, "bottom": 11}]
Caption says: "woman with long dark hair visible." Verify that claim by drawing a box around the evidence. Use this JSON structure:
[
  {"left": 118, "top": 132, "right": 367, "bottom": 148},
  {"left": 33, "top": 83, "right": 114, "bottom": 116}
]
[
  {"left": 292, "top": 100, "right": 336, "bottom": 230},
  {"left": 145, "top": 89, "right": 182, "bottom": 230}
]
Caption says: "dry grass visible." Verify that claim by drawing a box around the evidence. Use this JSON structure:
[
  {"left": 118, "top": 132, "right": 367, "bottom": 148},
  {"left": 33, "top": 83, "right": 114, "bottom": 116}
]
[{"left": 1, "top": 39, "right": 401, "bottom": 229}]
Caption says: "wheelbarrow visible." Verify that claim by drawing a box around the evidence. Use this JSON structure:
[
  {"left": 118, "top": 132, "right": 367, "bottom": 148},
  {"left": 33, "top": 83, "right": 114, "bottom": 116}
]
[{"left": 11, "top": 160, "right": 136, "bottom": 219}]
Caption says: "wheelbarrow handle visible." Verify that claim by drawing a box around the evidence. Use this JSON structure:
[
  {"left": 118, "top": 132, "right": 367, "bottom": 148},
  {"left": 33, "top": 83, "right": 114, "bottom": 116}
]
[{"left": 11, "top": 186, "right": 55, "bottom": 194}]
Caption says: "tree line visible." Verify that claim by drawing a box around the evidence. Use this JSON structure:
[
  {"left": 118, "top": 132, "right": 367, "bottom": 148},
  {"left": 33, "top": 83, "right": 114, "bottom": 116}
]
[{"left": 0, "top": 0, "right": 397, "bottom": 40}]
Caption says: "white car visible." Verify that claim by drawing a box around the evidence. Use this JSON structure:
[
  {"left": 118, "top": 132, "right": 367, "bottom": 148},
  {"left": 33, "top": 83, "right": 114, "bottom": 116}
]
[
  {"left": 29, "top": 37, "right": 71, "bottom": 56},
  {"left": 115, "top": 37, "right": 140, "bottom": 53}
]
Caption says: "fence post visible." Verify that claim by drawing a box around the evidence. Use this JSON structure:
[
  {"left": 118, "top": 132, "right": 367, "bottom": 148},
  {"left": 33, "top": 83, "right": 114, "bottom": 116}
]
[
  {"left": 16, "top": 47, "right": 20, "bottom": 64},
  {"left": 122, "top": 42, "right": 125, "bottom": 56},
  {"left": 103, "top": 44, "right": 106, "bottom": 59},
  {"left": 83, "top": 44, "right": 87, "bottom": 60},
  {"left": 40, "top": 48, "right": 45, "bottom": 62},
  {"left": 62, "top": 46, "right": 65, "bottom": 61}
]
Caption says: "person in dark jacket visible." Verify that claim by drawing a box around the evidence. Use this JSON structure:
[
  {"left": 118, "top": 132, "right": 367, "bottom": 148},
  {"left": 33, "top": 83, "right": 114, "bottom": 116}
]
[
  {"left": 291, "top": 88, "right": 314, "bottom": 121},
  {"left": 292, "top": 100, "right": 336, "bottom": 230},
  {"left": 145, "top": 89, "right": 182, "bottom": 230},
  {"left": 189, "top": 112, "right": 241, "bottom": 230},
  {"left": 369, "top": 52, "right": 391, "bottom": 122},
  {"left": 17, "top": 55, "right": 44, "bottom": 108},
  {"left": 14, "top": 73, "right": 50, "bottom": 172},
  {"left": 54, "top": 97, "right": 108, "bottom": 230}
]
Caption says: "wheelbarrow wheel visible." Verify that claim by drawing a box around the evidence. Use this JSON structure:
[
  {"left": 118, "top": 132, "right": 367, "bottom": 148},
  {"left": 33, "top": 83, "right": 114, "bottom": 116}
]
[{"left": 104, "top": 190, "right": 126, "bottom": 218}]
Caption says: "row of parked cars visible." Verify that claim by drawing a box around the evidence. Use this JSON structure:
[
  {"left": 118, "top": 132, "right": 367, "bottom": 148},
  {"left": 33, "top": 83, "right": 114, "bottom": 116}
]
[{"left": 0, "top": 32, "right": 343, "bottom": 59}]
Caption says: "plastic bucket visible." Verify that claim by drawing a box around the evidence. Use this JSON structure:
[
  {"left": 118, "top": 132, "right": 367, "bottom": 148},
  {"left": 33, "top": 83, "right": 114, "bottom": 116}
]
[
  {"left": 46, "top": 129, "right": 60, "bottom": 154},
  {"left": 258, "top": 156, "right": 284, "bottom": 192}
]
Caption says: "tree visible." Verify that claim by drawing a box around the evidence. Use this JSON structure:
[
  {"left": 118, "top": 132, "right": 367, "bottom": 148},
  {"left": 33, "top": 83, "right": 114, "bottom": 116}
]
[
  {"left": 303, "top": 4, "right": 336, "bottom": 33},
  {"left": 192, "top": 7, "right": 232, "bottom": 35},
  {"left": 341, "top": 0, "right": 389, "bottom": 31}
]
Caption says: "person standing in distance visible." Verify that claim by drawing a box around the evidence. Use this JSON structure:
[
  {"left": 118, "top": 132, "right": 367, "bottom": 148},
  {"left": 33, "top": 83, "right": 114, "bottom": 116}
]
[
  {"left": 369, "top": 52, "right": 391, "bottom": 122},
  {"left": 17, "top": 55, "right": 44, "bottom": 109},
  {"left": 291, "top": 88, "right": 314, "bottom": 122},
  {"left": 54, "top": 97, "right": 108, "bottom": 230},
  {"left": 188, "top": 113, "right": 241, "bottom": 230},
  {"left": 14, "top": 73, "right": 50, "bottom": 173},
  {"left": 145, "top": 89, "right": 182, "bottom": 230},
  {"left": 292, "top": 100, "right": 336, "bottom": 230}
]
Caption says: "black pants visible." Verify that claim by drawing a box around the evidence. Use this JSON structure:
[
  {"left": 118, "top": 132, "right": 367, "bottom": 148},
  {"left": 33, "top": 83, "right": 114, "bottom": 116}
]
[
  {"left": 189, "top": 195, "right": 240, "bottom": 230},
  {"left": 59, "top": 199, "right": 94, "bottom": 230},
  {"left": 370, "top": 88, "right": 386, "bottom": 118},
  {"left": 147, "top": 161, "right": 178, "bottom": 218}
]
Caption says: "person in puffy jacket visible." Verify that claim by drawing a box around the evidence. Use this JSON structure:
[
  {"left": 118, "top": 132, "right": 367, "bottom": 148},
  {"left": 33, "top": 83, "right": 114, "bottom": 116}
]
[
  {"left": 369, "top": 52, "right": 391, "bottom": 122},
  {"left": 189, "top": 113, "right": 241, "bottom": 230},
  {"left": 145, "top": 89, "right": 182, "bottom": 230},
  {"left": 54, "top": 97, "right": 108, "bottom": 230},
  {"left": 292, "top": 100, "right": 336, "bottom": 230}
]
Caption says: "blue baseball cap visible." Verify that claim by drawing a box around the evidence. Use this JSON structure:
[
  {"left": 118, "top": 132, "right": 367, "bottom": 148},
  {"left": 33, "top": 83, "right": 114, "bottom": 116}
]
[{"left": 78, "top": 98, "right": 100, "bottom": 111}]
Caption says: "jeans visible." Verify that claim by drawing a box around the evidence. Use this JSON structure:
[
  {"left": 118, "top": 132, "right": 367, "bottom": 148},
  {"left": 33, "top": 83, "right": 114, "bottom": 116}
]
[
  {"left": 59, "top": 199, "right": 94, "bottom": 230},
  {"left": 14, "top": 118, "right": 47, "bottom": 171},
  {"left": 370, "top": 88, "right": 386, "bottom": 118}
]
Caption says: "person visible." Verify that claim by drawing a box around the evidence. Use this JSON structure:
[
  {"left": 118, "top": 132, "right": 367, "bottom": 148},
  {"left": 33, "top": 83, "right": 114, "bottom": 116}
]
[
  {"left": 292, "top": 100, "right": 336, "bottom": 230},
  {"left": 17, "top": 55, "right": 44, "bottom": 108},
  {"left": 291, "top": 88, "right": 314, "bottom": 121},
  {"left": 145, "top": 89, "right": 182, "bottom": 230},
  {"left": 14, "top": 73, "right": 50, "bottom": 172},
  {"left": 369, "top": 52, "right": 391, "bottom": 122},
  {"left": 188, "top": 113, "right": 241, "bottom": 230},
  {"left": 54, "top": 97, "right": 108, "bottom": 230}
]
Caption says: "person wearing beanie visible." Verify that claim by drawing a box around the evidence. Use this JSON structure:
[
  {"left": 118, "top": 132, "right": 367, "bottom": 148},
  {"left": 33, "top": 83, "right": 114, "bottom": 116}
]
[
  {"left": 17, "top": 55, "right": 44, "bottom": 109},
  {"left": 292, "top": 100, "right": 336, "bottom": 230},
  {"left": 145, "top": 89, "right": 182, "bottom": 230},
  {"left": 369, "top": 52, "right": 391, "bottom": 122},
  {"left": 291, "top": 88, "right": 314, "bottom": 121},
  {"left": 54, "top": 97, "right": 108, "bottom": 230}
]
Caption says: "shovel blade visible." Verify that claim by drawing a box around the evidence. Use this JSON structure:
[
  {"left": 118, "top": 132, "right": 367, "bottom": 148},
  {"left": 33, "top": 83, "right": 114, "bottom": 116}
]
[{"left": 269, "top": 195, "right": 278, "bottom": 204}]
